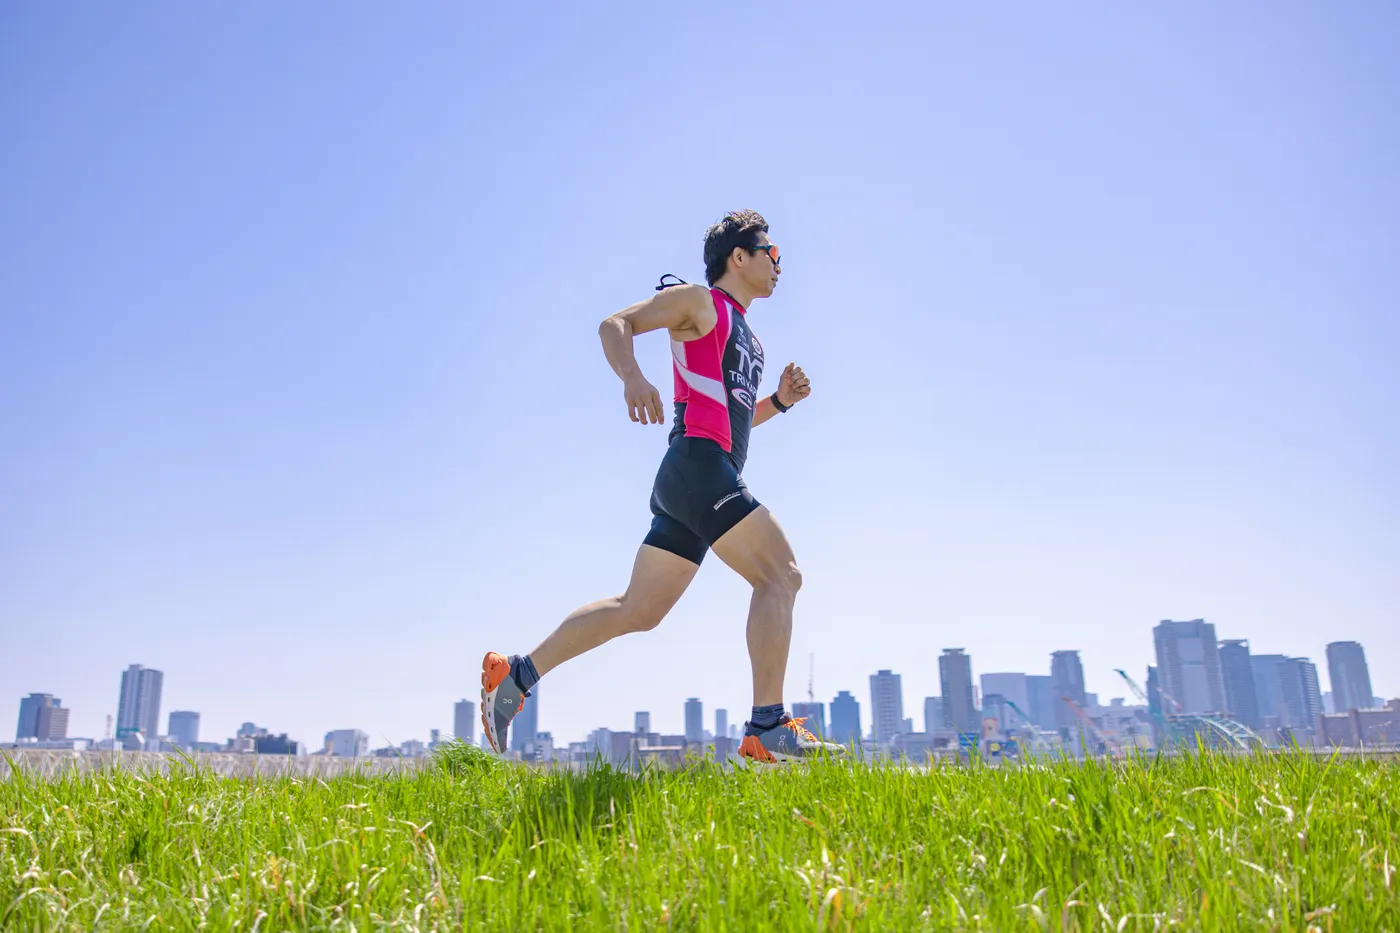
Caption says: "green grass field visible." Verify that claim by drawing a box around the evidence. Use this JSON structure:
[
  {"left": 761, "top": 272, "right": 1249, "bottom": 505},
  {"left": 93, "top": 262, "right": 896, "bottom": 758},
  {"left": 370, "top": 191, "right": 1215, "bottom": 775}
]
[{"left": 2, "top": 745, "right": 1397, "bottom": 931}]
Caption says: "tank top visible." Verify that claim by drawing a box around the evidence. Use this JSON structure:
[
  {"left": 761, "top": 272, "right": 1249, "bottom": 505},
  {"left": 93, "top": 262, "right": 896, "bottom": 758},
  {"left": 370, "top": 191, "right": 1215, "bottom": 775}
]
[{"left": 667, "top": 287, "right": 765, "bottom": 470}]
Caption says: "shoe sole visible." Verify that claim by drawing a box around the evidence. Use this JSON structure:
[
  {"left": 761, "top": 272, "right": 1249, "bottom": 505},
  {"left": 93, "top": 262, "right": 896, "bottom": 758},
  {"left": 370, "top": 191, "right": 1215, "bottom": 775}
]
[
  {"left": 738, "top": 734, "right": 845, "bottom": 765},
  {"left": 480, "top": 652, "right": 511, "bottom": 754}
]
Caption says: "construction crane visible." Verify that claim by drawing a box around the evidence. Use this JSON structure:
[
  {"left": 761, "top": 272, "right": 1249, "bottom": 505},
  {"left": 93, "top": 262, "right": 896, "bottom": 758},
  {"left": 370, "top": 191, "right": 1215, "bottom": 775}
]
[
  {"left": 807, "top": 653, "right": 815, "bottom": 704},
  {"left": 1062, "top": 696, "right": 1116, "bottom": 756},
  {"left": 1115, "top": 668, "right": 1263, "bottom": 752},
  {"left": 1002, "top": 700, "right": 1054, "bottom": 755}
]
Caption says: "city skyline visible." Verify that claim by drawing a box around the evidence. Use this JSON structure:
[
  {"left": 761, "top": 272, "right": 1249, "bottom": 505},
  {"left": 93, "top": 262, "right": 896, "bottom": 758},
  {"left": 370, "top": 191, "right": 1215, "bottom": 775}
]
[{"left": 12, "top": 624, "right": 1389, "bottom": 752}]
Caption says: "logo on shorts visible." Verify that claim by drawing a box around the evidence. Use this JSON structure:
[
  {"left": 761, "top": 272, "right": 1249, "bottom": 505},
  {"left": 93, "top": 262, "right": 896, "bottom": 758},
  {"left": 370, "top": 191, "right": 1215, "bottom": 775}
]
[
  {"left": 713, "top": 491, "right": 742, "bottom": 511},
  {"left": 731, "top": 387, "right": 753, "bottom": 409}
]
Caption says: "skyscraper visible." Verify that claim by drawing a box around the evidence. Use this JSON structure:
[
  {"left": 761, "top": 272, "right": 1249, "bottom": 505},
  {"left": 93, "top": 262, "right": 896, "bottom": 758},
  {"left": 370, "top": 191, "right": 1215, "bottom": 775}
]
[
  {"left": 454, "top": 699, "right": 476, "bottom": 744},
  {"left": 829, "top": 690, "right": 861, "bottom": 744},
  {"left": 980, "top": 673, "right": 1030, "bottom": 720},
  {"left": 1050, "top": 651, "right": 1088, "bottom": 732},
  {"left": 939, "top": 650, "right": 976, "bottom": 733},
  {"left": 1279, "top": 657, "right": 1322, "bottom": 734},
  {"left": 116, "top": 664, "right": 164, "bottom": 741},
  {"left": 714, "top": 709, "right": 728, "bottom": 740},
  {"left": 635, "top": 711, "right": 651, "bottom": 734},
  {"left": 924, "top": 696, "right": 943, "bottom": 734},
  {"left": 1026, "top": 675, "right": 1056, "bottom": 729},
  {"left": 1326, "top": 642, "right": 1374, "bottom": 713},
  {"left": 684, "top": 698, "right": 703, "bottom": 743},
  {"left": 1152, "top": 620, "right": 1226, "bottom": 714},
  {"left": 168, "top": 711, "right": 200, "bottom": 748},
  {"left": 1146, "top": 666, "right": 1162, "bottom": 716},
  {"left": 790, "top": 702, "right": 825, "bottom": 737},
  {"left": 868, "top": 670, "right": 905, "bottom": 745},
  {"left": 511, "top": 685, "right": 539, "bottom": 754},
  {"left": 1218, "top": 640, "right": 1260, "bottom": 729},
  {"left": 38, "top": 705, "right": 70, "bottom": 741},
  {"left": 1251, "top": 654, "right": 1283, "bottom": 725},
  {"left": 18, "top": 694, "right": 69, "bottom": 742},
  {"left": 16, "top": 694, "right": 62, "bottom": 742}
]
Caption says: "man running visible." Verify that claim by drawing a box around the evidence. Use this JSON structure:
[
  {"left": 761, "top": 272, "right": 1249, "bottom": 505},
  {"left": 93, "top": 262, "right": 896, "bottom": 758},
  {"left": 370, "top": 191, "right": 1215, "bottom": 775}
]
[{"left": 480, "top": 209, "right": 842, "bottom": 763}]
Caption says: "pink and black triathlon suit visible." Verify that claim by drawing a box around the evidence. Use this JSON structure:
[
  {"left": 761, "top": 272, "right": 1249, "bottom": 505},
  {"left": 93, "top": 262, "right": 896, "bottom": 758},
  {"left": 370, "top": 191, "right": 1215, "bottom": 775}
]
[{"left": 644, "top": 285, "right": 765, "bottom": 565}]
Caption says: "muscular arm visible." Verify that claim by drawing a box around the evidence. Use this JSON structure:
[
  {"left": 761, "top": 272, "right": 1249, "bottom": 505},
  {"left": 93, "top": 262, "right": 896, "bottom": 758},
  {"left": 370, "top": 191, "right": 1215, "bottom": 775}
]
[
  {"left": 598, "top": 284, "right": 711, "bottom": 424},
  {"left": 752, "top": 362, "right": 810, "bottom": 427},
  {"left": 752, "top": 396, "right": 781, "bottom": 428}
]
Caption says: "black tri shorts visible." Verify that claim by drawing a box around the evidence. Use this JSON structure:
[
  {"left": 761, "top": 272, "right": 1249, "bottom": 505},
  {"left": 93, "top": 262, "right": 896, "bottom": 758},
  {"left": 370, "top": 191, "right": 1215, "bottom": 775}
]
[{"left": 643, "top": 436, "right": 761, "bottom": 565}]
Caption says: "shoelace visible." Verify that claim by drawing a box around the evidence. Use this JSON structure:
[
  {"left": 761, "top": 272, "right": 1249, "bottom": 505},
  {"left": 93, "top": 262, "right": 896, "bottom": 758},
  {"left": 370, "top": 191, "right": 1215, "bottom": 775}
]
[{"left": 782, "top": 717, "right": 819, "bottom": 743}]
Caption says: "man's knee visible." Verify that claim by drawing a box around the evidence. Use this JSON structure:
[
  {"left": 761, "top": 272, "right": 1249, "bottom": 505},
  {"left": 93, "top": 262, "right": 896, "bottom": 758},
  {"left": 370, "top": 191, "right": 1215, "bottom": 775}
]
[
  {"left": 617, "top": 593, "right": 665, "bottom": 632},
  {"left": 756, "top": 560, "right": 802, "bottom": 600}
]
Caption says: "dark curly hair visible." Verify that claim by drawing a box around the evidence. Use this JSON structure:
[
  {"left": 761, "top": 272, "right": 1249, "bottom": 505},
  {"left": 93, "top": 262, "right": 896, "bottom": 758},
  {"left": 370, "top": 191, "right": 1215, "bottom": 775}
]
[{"left": 703, "top": 209, "right": 769, "bottom": 286}]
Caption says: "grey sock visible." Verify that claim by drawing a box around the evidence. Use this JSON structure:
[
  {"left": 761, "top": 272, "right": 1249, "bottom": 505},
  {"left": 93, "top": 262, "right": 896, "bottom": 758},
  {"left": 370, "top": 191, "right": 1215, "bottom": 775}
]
[
  {"left": 510, "top": 654, "right": 539, "bottom": 693},
  {"left": 748, "top": 703, "right": 785, "bottom": 732}
]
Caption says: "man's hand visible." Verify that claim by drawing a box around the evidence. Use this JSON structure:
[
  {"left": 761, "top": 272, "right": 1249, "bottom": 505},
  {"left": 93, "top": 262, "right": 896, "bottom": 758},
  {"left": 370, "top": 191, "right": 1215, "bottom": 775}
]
[
  {"left": 624, "top": 374, "right": 665, "bottom": 425},
  {"left": 776, "top": 363, "right": 811, "bottom": 407}
]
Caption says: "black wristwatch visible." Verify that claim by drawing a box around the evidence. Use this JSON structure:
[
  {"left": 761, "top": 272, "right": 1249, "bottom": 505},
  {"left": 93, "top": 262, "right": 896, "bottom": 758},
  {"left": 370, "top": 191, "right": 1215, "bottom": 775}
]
[{"left": 770, "top": 392, "right": 791, "bottom": 413}]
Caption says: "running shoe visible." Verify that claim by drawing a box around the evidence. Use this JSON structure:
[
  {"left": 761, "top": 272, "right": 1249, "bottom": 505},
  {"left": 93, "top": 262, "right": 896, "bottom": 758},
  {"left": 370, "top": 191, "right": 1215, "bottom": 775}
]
[
  {"left": 737, "top": 715, "right": 845, "bottom": 763},
  {"left": 480, "top": 651, "right": 528, "bottom": 754}
]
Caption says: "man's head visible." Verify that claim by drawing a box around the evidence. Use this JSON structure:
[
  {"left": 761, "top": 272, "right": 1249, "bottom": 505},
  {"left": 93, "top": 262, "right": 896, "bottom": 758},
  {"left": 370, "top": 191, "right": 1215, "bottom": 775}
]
[{"left": 703, "top": 209, "right": 781, "bottom": 298}]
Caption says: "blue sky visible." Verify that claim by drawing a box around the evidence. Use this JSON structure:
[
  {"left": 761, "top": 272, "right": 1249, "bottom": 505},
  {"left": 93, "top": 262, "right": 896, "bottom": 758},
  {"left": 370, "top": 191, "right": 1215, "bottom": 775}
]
[{"left": 3, "top": 3, "right": 1396, "bottom": 748}]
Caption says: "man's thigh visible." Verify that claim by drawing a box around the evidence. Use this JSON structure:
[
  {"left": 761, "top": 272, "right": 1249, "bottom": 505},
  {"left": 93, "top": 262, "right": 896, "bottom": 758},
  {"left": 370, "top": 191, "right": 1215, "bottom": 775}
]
[
  {"left": 624, "top": 543, "right": 702, "bottom": 621},
  {"left": 709, "top": 506, "right": 798, "bottom": 588}
]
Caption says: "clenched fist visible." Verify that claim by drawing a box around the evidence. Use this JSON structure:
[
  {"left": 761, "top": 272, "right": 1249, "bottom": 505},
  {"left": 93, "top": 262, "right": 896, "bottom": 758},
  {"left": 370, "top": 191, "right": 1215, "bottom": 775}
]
[
  {"left": 776, "top": 363, "right": 811, "bottom": 408},
  {"left": 624, "top": 374, "right": 665, "bottom": 425}
]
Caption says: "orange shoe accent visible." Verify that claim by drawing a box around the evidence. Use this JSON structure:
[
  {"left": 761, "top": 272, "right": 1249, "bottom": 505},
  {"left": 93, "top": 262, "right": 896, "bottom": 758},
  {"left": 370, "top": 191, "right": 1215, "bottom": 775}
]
[
  {"left": 738, "top": 734, "right": 776, "bottom": 763},
  {"left": 481, "top": 652, "right": 510, "bottom": 692}
]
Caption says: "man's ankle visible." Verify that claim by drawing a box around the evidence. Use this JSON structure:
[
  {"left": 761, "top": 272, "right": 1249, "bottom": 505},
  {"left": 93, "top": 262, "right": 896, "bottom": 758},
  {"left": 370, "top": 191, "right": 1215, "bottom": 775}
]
[
  {"left": 747, "top": 703, "right": 785, "bottom": 733},
  {"left": 509, "top": 654, "right": 540, "bottom": 693}
]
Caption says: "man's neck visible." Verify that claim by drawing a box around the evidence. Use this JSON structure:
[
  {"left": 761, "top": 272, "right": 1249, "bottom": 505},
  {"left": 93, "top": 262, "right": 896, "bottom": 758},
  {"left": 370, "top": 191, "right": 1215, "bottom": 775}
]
[{"left": 711, "top": 276, "right": 756, "bottom": 310}]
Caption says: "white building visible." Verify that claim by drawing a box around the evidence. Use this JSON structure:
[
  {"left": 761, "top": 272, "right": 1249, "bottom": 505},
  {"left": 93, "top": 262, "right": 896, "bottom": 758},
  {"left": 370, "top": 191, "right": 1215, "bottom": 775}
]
[
  {"left": 116, "top": 664, "right": 163, "bottom": 743},
  {"left": 324, "top": 729, "right": 369, "bottom": 757}
]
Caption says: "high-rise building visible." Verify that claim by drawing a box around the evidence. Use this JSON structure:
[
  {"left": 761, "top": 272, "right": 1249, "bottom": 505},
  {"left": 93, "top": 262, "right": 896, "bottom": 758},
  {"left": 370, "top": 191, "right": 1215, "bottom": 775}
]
[
  {"left": 1326, "top": 642, "right": 1374, "bottom": 713},
  {"left": 1026, "top": 675, "right": 1056, "bottom": 729},
  {"left": 790, "top": 702, "right": 825, "bottom": 737},
  {"left": 635, "top": 711, "right": 651, "bottom": 734},
  {"left": 980, "top": 673, "right": 1030, "bottom": 721},
  {"left": 1152, "top": 620, "right": 1226, "bottom": 715},
  {"left": 939, "top": 650, "right": 976, "bottom": 733},
  {"left": 40, "top": 705, "right": 70, "bottom": 741},
  {"left": 511, "top": 685, "right": 540, "bottom": 754},
  {"left": 168, "top": 711, "right": 200, "bottom": 748},
  {"left": 1146, "top": 666, "right": 1162, "bottom": 716},
  {"left": 923, "top": 696, "right": 943, "bottom": 734},
  {"left": 16, "top": 694, "right": 67, "bottom": 742},
  {"left": 324, "top": 729, "right": 368, "bottom": 757},
  {"left": 714, "top": 709, "right": 728, "bottom": 740},
  {"left": 18, "top": 695, "right": 70, "bottom": 743},
  {"left": 869, "top": 670, "right": 905, "bottom": 745},
  {"left": 1279, "top": 657, "right": 1323, "bottom": 734},
  {"left": 829, "top": 690, "right": 861, "bottom": 745},
  {"left": 453, "top": 700, "right": 476, "bottom": 744},
  {"left": 116, "top": 664, "right": 164, "bottom": 741},
  {"left": 1050, "top": 651, "right": 1088, "bottom": 732},
  {"left": 684, "top": 698, "right": 703, "bottom": 743},
  {"left": 1251, "top": 654, "right": 1287, "bottom": 727},
  {"left": 1218, "top": 640, "right": 1260, "bottom": 729}
]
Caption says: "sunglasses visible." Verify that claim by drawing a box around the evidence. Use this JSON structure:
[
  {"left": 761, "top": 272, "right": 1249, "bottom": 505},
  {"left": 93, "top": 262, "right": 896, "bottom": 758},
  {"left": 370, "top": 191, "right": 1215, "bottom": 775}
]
[{"left": 750, "top": 243, "right": 781, "bottom": 267}]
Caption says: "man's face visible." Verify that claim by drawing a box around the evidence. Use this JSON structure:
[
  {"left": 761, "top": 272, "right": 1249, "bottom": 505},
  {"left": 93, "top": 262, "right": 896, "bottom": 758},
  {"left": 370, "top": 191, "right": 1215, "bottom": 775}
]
[{"left": 732, "top": 231, "right": 781, "bottom": 297}]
